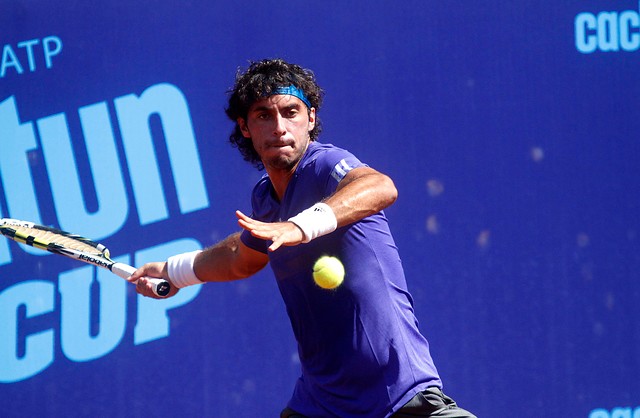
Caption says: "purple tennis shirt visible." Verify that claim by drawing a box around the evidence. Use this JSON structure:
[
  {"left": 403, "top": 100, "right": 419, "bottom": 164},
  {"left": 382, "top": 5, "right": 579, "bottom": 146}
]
[{"left": 241, "top": 141, "right": 441, "bottom": 417}]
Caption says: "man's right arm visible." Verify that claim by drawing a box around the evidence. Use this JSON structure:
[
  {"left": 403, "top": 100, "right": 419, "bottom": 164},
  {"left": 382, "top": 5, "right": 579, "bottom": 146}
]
[
  {"left": 194, "top": 232, "right": 269, "bottom": 282},
  {"left": 129, "top": 231, "right": 269, "bottom": 298}
]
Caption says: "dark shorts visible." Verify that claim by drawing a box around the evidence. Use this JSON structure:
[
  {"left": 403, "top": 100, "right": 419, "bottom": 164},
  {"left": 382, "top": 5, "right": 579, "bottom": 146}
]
[
  {"left": 391, "top": 387, "right": 477, "bottom": 417},
  {"left": 280, "top": 387, "right": 476, "bottom": 418}
]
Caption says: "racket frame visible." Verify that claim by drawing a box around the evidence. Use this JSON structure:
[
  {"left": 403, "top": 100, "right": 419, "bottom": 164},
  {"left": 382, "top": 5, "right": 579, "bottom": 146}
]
[{"left": 0, "top": 218, "right": 170, "bottom": 297}]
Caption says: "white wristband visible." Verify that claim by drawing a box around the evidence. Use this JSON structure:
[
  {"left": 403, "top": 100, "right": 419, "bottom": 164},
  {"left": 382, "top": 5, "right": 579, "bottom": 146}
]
[
  {"left": 288, "top": 202, "right": 337, "bottom": 243},
  {"left": 167, "top": 250, "right": 203, "bottom": 288}
]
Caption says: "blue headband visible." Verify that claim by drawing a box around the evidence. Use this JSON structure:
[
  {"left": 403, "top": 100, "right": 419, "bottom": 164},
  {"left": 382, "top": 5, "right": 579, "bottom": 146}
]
[{"left": 273, "top": 85, "right": 312, "bottom": 108}]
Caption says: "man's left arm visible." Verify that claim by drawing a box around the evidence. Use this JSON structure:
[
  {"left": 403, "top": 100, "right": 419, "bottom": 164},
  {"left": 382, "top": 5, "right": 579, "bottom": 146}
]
[
  {"left": 236, "top": 167, "right": 397, "bottom": 251},
  {"left": 326, "top": 166, "right": 398, "bottom": 227}
]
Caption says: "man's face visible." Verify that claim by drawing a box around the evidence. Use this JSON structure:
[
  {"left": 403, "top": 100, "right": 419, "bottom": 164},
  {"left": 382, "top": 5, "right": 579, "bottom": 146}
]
[{"left": 238, "top": 94, "right": 316, "bottom": 172}]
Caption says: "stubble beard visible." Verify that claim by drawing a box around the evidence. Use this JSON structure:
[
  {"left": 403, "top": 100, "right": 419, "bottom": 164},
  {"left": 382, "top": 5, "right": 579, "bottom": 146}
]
[{"left": 262, "top": 138, "right": 310, "bottom": 172}]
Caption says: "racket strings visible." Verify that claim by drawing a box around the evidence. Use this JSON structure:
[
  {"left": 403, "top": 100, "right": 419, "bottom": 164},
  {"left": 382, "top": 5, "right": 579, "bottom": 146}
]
[{"left": 10, "top": 225, "right": 104, "bottom": 256}]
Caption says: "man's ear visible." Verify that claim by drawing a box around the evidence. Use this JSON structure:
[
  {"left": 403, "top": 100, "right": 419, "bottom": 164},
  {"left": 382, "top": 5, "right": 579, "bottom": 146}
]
[
  {"left": 238, "top": 118, "right": 251, "bottom": 138},
  {"left": 308, "top": 107, "right": 316, "bottom": 132}
]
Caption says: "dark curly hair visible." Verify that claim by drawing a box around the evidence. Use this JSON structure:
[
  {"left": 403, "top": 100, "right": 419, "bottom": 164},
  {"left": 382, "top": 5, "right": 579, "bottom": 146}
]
[{"left": 225, "top": 59, "right": 324, "bottom": 169}]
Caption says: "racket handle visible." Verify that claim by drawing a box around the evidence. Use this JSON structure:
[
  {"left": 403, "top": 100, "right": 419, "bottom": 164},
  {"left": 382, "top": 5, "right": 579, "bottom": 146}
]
[{"left": 111, "top": 262, "right": 172, "bottom": 297}]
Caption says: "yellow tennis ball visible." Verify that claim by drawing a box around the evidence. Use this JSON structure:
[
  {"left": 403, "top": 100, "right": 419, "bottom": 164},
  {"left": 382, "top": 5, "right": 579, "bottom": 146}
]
[{"left": 313, "top": 256, "right": 345, "bottom": 289}]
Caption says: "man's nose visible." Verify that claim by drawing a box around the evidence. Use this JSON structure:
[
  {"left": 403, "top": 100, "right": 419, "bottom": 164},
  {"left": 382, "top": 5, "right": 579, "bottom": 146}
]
[{"left": 273, "top": 114, "right": 287, "bottom": 136}]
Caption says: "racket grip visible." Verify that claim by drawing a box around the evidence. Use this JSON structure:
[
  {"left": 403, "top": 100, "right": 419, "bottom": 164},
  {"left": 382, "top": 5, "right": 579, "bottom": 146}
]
[{"left": 111, "top": 262, "right": 172, "bottom": 297}]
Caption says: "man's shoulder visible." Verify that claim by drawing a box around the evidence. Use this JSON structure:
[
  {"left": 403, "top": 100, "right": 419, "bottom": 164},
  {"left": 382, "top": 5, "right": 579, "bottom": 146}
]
[
  {"left": 301, "top": 141, "right": 352, "bottom": 167},
  {"left": 301, "top": 141, "right": 366, "bottom": 181},
  {"left": 306, "top": 140, "right": 345, "bottom": 154}
]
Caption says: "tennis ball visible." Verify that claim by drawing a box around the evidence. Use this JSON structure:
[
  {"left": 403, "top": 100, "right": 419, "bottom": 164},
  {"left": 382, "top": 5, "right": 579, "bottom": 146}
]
[{"left": 313, "top": 256, "right": 345, "bottom": 289}]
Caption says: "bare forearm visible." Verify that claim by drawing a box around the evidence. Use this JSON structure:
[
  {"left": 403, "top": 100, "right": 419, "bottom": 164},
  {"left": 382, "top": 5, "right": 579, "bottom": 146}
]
[
  {"left": 326, "top": 167, "right": 398, "bottom": 227},
  {"left": 194, "top": 232, "right": 267, "bottom": 282}
]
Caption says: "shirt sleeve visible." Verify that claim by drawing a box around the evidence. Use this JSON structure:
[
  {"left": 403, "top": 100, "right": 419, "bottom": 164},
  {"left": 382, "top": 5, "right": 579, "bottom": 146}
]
[
  {"left": 314, "top": 145, "right": 367, "bottom": 196},
  {"left": 240, "top": 228, "right": 268, "bottom": 254}
]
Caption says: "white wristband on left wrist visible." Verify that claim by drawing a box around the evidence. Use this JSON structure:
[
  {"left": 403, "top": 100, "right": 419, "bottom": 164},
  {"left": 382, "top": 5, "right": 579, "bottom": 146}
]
[{"left": 288, "top": 202, "right": 338, "bottom": 243}]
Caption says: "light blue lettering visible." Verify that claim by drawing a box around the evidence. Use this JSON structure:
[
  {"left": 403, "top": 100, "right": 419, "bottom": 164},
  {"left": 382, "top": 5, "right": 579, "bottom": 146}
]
[
  {"left": 576, "top": 13, "right": 598, "bottom": 53},
  {"left": 0, "top": 239, "right": 203, "bottom": 382},
  {"left": 1, "top": 36, "right": 62, "bottom": 77},
  {"left": 115, "top": 83, "right": 209, "bottom": 225},
  {"left": 576, "top": 3, "right": 640, "bottom": 53},
  {"left": 16, "top": 39, "right": 39, "bottom": 72},
  {"left": 133, "top": 238, "right": 202, "bottom": 344},
  {"left": 0, "top": 280, "right": 55, "bottom": 383},
  {"left": 58, "top": 256, "right": 128, "bottom": 362},
  {"left": 0, "top": 97, "right": 45, "bottom": 264},
  {"left": 590, "top": 407, "right": 640, "bottom": 418},
  {"left": 612, "top": 407, "right": 632, "bottom": 418},
  {"left": 0, "top": 208, "right": 8, "bottom": 265},
  {"left": 42, "top": 36, "right": 62, "bottom": 69},
  {"left": 620, "top": 11, "right": 640, "bottom": 51},
  {"left": 598, "top": 12, "right": 620, "bottom": 51},
  {"left": 0, "top": 44, "right": 23, "bottom": 77},
  {"left": 36, "top": 102, "right": 128, "bottom": 240}
]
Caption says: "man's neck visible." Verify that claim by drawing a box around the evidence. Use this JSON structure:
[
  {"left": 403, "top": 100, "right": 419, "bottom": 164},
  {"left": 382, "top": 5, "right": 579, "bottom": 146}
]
[
  {"left": 263, "top": 140, "right": 312, "bottom": 201},
  {"left": 265, "top": 166, "right": 297, "bottom": 202}
]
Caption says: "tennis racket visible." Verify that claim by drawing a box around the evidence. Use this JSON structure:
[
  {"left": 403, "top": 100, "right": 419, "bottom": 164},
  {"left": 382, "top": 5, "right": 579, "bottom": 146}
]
[{"left": 0, "top": 218, "right": 171, "bottom": 297}]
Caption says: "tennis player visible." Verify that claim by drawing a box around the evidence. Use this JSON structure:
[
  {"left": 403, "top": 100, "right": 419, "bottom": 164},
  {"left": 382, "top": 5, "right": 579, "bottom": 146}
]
[{"left": 130, "top": 58, "right": 476, "bottom": 418}]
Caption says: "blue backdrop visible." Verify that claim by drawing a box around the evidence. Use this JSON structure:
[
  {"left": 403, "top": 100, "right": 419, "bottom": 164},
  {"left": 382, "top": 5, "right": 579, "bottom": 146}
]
[{"left": 1, "top": 2, "right": 639, "bottom": 417}]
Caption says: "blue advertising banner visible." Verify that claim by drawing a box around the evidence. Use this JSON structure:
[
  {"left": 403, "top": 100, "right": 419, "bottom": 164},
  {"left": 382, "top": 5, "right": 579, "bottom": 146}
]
[{"left": 1, "top": 1, "right": 638, "bottom": 417}]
